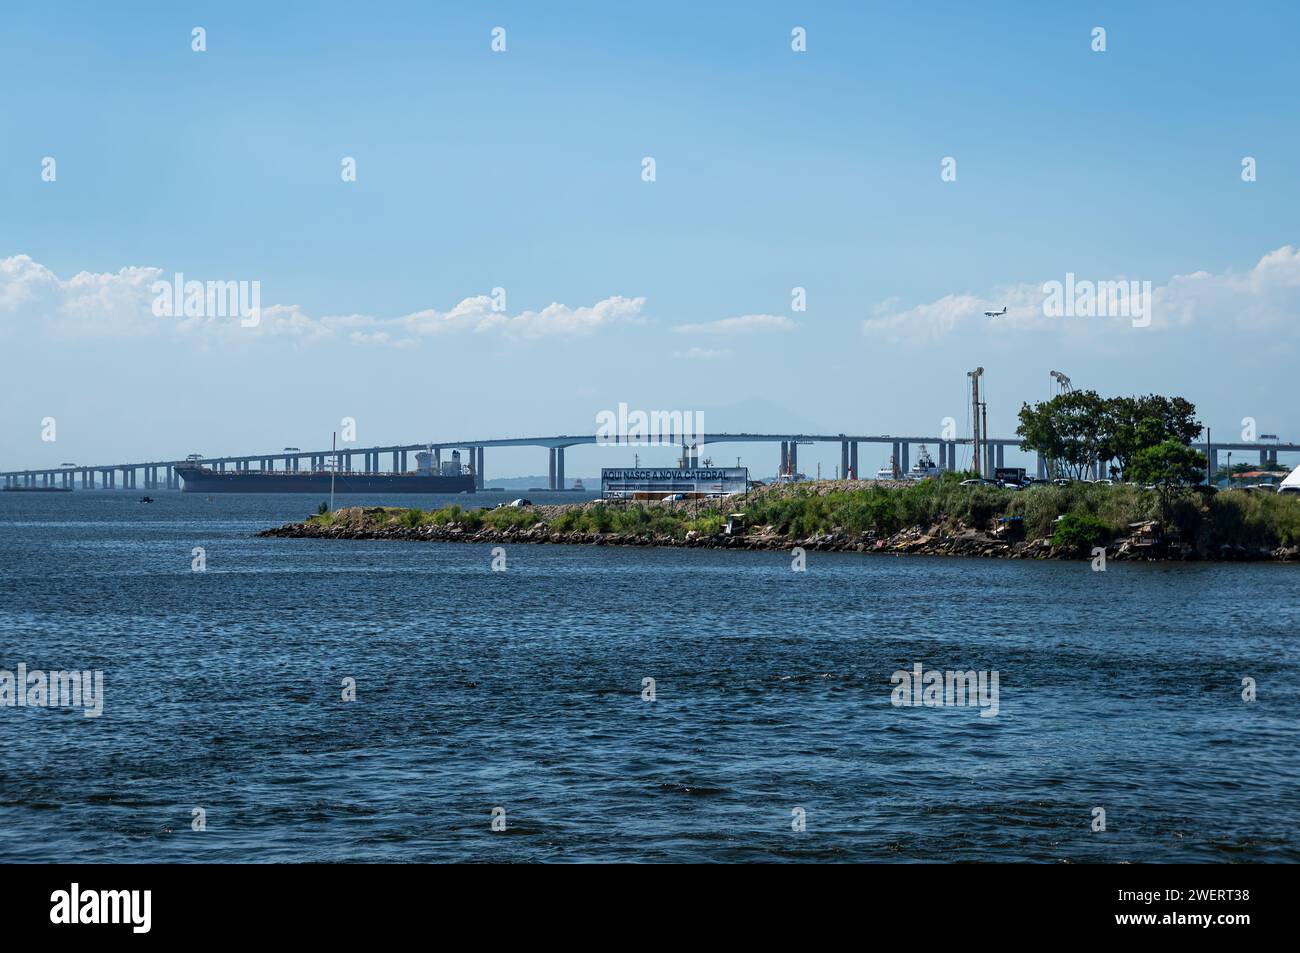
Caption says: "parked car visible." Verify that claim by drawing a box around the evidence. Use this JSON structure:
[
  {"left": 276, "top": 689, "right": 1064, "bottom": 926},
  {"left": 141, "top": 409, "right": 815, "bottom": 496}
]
[
  {"left": 960, "top": 478, "right": 999, "bottom": 487},
  {"left": 662, "top": 493, "right": 689, "bottom": 502}
]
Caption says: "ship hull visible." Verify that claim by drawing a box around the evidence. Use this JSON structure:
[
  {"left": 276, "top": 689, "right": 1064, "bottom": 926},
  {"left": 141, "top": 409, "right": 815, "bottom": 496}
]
[{"left": 176, "top": 466, "right": 475, "bottom": 494}]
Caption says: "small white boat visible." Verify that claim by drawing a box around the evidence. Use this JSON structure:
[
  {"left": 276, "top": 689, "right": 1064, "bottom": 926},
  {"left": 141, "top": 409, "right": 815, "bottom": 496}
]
[{"left": 906, "top": 445, "right": 941, "bottom": 481}]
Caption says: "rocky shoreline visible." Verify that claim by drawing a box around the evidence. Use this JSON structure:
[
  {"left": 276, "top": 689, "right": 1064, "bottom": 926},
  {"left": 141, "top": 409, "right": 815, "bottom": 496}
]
[{"left": 258, "top": 507, "right": 1300, "bottom": 562}]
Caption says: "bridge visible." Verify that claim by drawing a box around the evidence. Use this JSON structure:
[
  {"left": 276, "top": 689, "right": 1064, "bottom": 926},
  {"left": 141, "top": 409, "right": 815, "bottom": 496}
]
[{"left": 2, "top": 432, "right": 1296, "bottom": 491}]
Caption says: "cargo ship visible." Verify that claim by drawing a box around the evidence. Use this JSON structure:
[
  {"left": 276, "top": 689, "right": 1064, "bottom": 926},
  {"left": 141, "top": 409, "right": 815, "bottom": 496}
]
[{"left": 175, "top": 450, "right": 475, "bottom": 494}]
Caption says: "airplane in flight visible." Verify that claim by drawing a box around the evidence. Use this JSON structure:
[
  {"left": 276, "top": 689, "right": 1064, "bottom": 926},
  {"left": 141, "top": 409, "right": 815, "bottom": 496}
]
[{"left": 983, "top": 306, "right": 1007, "bottom": 317}]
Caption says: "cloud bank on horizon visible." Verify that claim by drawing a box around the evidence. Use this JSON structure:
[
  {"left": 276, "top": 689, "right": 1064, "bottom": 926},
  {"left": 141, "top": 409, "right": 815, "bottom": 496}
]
[
  {"left": 7, "top": 247, "right": 1298, "bottom": 354},
  {"left": 0, "top": 254, "right": 807, "bottom": 346},
  {"left": 0, "top": 254, "right": 652, "bottom": 345}
]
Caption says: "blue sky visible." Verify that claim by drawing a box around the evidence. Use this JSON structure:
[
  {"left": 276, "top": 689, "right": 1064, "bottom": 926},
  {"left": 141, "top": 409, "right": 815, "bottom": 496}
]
[{"left": 2, "top": 1, "right": 1298, "bottom": 479}]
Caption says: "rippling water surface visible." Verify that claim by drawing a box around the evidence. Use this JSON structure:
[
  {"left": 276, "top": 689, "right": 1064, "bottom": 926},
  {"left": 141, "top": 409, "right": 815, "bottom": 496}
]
[{"left": 0, "top": 491, "right": 1297, "bottom": 862}]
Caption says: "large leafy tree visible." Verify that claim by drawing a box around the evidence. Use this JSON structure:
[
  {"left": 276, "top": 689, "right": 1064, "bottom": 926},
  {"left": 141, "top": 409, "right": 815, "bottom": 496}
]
[
  {"left": 1102, "top": 395, "right": 1202, "bottom": 474},
  {"left": 1016, "top": 390, "right": 1108, "bottom": 479},
  {"left": 1018, "top": 391, "right": 1202, "bottom": 480}
]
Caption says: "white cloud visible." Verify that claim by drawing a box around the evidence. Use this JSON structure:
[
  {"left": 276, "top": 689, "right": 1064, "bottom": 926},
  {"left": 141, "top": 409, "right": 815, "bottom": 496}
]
[
  {"left": 0, "top": 254, "right": 646, "bottom": 346},
  {"left": 862, "top": 246, "right": 1300, "bottom": 345},
  {"left": 674, "top": 313, "right": 795, "bottom": 334},
  {"left": 0, "top": 254, "right": 166, "bottom": 338},
  {"left": 673, "top": 347, "right": 732, "bottom": 360}
]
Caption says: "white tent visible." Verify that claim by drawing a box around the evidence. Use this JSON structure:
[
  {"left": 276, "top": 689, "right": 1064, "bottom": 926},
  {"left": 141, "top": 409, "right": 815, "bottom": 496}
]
[{"left": 1280, "top": 464, "right": 1300, "bottom": 493}]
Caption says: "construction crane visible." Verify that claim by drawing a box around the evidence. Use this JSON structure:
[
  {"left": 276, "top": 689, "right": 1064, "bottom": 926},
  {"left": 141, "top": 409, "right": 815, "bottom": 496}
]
[
  {"left": 1049, "top": 370, "right": 1074, "bottom": 395},
  {"left": 968, "top": 366, "right": 985, "bottom": 477}
]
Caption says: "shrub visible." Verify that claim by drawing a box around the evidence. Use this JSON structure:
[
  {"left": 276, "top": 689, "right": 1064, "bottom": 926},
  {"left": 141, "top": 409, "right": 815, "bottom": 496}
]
[{"left": 1051, "top": 512, "right": 1111, "bottom": 553}]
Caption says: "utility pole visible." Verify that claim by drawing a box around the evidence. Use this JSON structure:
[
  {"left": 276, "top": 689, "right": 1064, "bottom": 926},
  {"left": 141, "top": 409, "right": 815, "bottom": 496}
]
[
  {"left": 968, "top": 367, "right": 984, "bottom": 477},
  {"left": 981, "top": 400, "right": 990, "bottom": 479}
]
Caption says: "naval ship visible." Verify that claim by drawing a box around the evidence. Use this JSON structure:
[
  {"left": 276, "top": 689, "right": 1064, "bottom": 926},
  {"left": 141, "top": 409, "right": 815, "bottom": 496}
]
[{"left": 175, "top": 450, "right": 476, "bottom": 494}]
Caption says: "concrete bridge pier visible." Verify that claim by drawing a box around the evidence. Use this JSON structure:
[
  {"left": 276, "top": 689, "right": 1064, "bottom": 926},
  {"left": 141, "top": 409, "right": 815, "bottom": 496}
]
[
  {"left": 549, "top": 448, "right": 557, "bottom": 490},
  {"left": 900, "top": 442, "right": 910, "bottom": 475},
  {"left": 400, "top": 450, "right": 407, "bottom": 472},
  {"left": 555, "top": 447, "right": 565, "bottom": 490},
  {"left": 840, "top": 441, "right": 849, "bottom": 479},
  {"left": 476, "top": 447, "right": 485, "bottom": 489},
  {"left": 850, "top": 441, "right": 859, "bottom": 478}
]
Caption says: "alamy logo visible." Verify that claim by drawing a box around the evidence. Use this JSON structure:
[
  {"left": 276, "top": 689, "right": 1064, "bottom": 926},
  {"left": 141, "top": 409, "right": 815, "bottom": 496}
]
[
  {"left": 0, "top": 664, "right": 103, "bottom": 717},
  {"left": 890, "top": 663, "right": 999, "bottom": 718},
  {"left": 1041, "top": 273, "right": 1152, "bottom": 328},
  {"left": 151, "top": 272, "right": 261, "bottom": 327},
  {"left": 595, "top": 403, "right": 705, "bottom": 454},
  {"left": 50, "top": 884, "right": 150, "bottom": 933}
]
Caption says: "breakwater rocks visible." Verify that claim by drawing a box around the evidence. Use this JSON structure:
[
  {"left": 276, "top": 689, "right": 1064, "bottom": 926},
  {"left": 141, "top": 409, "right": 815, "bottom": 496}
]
[{"left": 258, "top": 508, "right": 1300, "bottom": 562}]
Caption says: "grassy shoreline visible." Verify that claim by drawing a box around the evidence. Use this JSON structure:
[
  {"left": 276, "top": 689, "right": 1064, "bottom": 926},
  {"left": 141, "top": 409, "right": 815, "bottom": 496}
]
[{"left": 261, "top": 475, "right": 1300, "bottom": 561}]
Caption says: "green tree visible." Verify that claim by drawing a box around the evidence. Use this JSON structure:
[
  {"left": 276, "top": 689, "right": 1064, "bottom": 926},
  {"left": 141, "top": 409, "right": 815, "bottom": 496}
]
[
  {"left": 1126, "top": 438, "right": 1207, "bottom": 487},
  {"left": 1016, "top": 390, "right": 1108, "bottom": 479},
  {"left": 1102, "top": 395, "right": 1201, "bottom": 475},
  {"left": 1127, "top": 438, "right": 1208, "bottom": 524}
]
